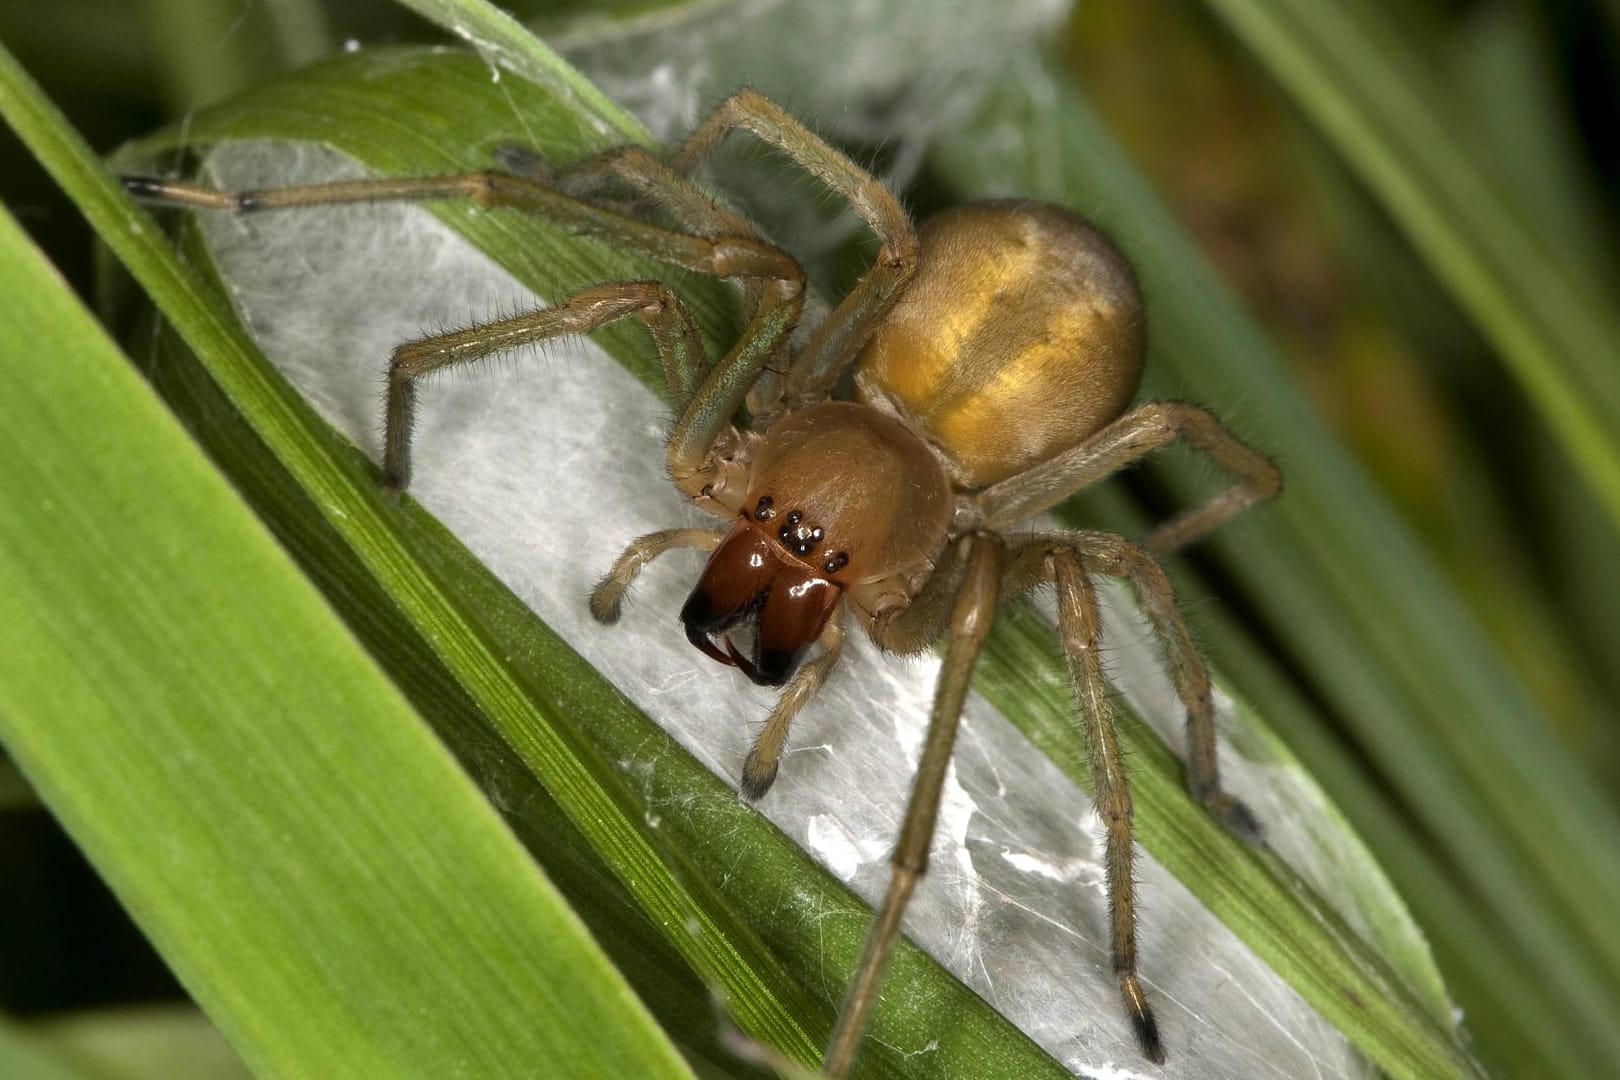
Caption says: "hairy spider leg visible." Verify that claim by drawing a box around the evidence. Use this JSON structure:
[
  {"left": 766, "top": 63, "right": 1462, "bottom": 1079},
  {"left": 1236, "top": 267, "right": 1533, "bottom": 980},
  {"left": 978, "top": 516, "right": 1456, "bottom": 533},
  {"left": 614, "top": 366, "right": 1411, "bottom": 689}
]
[
  {"left": 545, "top": 143, "right": 790, "bottom": 408},
  {"left": 518, "top": 91, "right": 920, "bottom": 418},
  {"left": 823, "top": 531, "right": 1004, "bottom": 1078},
  {"left": 1003, "top": 533, "right": 1261, "bottom": 839},
  {"left": 867, "top": 532, "right": 979, "bottom": 655},
  {"left": 1050, "top": 546, "right": 1162, "bottom": 1064},
  {"left": 974, "top": 400, "right": 1283, "bottom": 556},
  {"left": 383, "top": 283, "right": 703, "bottom": 492},
  {"left": 121, "top": 169, "right": 805, "bottom": 494},
  {"left": 741, "top": 614, "right": 846, "bottom": 800},
  {"left": 553, "top": 144, "right": 764, "bottom": 245},
  {"left": 590, "top": 528, "right": 725, "bottom": 624},
  {"left": 997, "top": 526, "right": 1272, "bottom": 1065},
  {"left": 669, "top": 89, "right": 922, "bottom": 410}
]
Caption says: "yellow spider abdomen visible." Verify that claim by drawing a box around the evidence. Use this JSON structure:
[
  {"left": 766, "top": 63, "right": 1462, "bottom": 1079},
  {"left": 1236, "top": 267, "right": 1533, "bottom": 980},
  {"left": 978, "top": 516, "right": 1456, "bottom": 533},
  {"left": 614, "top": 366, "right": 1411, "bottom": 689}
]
[{"left": 854, "top": 201, "right": 1145, "bottom": 489}]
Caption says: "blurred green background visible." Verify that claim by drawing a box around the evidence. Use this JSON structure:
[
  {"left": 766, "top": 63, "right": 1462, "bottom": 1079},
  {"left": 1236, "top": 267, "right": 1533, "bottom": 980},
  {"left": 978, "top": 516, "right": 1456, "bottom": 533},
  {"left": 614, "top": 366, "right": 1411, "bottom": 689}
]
[
  {"left": 3, "top": 0, "right": 1619, "bottom": 1077},
  {"left": 1068, "top": 1, "right": 1620, "bottom": 761}
]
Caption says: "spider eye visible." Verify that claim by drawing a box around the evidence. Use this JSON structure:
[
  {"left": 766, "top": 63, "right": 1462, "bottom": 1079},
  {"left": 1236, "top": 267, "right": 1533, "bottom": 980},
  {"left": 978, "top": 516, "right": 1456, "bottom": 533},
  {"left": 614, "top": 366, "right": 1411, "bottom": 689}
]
[{"left": 680, "top": 524, "right": 840, "bottom": 687}]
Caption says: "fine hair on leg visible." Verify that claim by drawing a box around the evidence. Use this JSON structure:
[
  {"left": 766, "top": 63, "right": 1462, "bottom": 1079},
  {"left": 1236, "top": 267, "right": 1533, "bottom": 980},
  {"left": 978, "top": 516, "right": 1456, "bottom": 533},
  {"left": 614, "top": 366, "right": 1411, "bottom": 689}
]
[
  {"left": 974, "top": 400, "right": 1281, "bottom": 554},
  {"left": 590, "top": 528, "right": 726, "bottom": 625},
  {"left": 668, "top": 88, "right": 921, "bottom": 409},
  {"left": 742, "top": 613, "right": 846, "bottom": 800},
  {"left": 1007, "top": 532, "right": 1261, "bottom": 841},
  {"left": 822, "top": 532, "right": 1004, "bottom": 1077},
  {"left": 381, "top": 282, "right": 709, "bottom": 493},
  {"left": 993, "top": 541, "right": 1166, "bottom": 1063},
  {"left": 123, "top": 169, "right": 807, "bottom": 497}
]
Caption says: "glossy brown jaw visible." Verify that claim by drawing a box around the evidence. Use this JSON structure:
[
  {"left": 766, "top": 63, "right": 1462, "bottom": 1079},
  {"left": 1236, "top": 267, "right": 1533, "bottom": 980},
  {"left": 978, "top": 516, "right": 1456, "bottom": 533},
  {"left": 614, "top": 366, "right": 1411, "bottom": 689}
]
[{"left": 680, "top": 523, "right": 841, "bottom": 687}]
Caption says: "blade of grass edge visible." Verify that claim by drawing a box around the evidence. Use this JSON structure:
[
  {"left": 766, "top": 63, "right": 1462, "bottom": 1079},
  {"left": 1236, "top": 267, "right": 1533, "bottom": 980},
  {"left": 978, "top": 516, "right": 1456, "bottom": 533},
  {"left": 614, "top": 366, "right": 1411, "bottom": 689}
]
[
  {"left": 390, "top": 0, "right": 651, "bottom": 145},
  {"left": 1204, "top": 0, "right": 1620, "bottom": 537}
]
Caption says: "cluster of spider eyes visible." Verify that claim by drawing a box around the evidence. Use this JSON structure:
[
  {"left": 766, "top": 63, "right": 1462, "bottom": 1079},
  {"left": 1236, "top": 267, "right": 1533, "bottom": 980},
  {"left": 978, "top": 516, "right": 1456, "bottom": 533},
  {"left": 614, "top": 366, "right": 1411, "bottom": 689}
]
[{"left": 752, "top": 496, "right": 849, "bottom": 576}]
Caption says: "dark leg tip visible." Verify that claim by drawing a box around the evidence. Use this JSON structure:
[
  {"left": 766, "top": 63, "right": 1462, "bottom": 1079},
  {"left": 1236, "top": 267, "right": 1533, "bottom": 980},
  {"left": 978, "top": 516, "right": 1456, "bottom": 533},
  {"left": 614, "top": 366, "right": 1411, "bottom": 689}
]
[
  {"left": 1121, "top": 975, "right": 1165, "bottom": 1065},
  {"left": 1205, "top": 792, "right": 1264, "bottom": 846},
  {"left": 494, "top": 144, "right": 552, "bottom": 181},
  {"left": 588, "top": 596, "right": 622, "bottom": 626},
  {"left": 120, "top": 175, "right": 165, "bottom": 198},
  {"left": 739, "top": 755, "right": 778, "bottom": 802},
  {"left": 1134, "top": 1012, "right": 1166, "bottom": 1066}
]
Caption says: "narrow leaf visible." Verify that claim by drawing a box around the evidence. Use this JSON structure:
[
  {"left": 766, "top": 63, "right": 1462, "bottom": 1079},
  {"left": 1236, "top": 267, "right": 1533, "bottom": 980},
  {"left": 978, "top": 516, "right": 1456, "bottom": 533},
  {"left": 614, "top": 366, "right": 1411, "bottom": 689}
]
[{"left": 0, "top": 195, "right": 692, "bottom": 1076}]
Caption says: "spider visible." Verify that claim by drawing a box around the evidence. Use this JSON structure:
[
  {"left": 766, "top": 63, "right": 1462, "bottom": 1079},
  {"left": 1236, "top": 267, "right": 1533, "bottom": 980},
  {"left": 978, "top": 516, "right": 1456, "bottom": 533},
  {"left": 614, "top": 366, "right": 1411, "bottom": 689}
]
[{"left": 125, "top": 87, "right": 1280, "bottom": 1076}]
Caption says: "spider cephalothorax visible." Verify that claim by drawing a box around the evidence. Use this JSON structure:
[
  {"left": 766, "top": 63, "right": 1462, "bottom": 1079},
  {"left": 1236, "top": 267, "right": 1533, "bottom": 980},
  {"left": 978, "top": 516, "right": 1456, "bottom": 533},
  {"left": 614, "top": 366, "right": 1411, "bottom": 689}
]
[
  {"left": 127, "top": 86, "right": 1279, "bottom": 1077},
  {"left": 685, "top": 401, "right": 953, "bottom": 686}
]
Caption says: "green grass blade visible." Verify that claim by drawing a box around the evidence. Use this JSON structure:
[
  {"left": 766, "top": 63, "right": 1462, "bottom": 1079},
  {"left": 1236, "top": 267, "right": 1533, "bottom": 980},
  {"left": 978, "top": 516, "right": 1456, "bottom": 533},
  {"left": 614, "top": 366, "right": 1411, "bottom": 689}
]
[
  {"left": 25, "top": 1006, "right": 250, "bottom": 1080},
  {"left": 0, "top": 1019, "right": 96, "bottom": 1080},
  {"left": 140, "top": 0, "right": 331, "bottom": 109},
  {"left": 1453, "top": 2, "right": 1616, "bottom": 283},
  {"left": 0, "top": 36, "right": 825, "bottom": 1073},
  {"left": 0, "top": 195, "right": 692, "bottom": 1076},
  {"left": 1199, "top": 0, "right": 1620, "bottom": 571}
]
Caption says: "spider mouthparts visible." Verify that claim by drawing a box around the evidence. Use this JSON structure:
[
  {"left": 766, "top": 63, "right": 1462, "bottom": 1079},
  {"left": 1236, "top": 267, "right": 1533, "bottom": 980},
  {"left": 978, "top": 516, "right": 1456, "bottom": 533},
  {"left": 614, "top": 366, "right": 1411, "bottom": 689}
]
[
  {"left": 722, "top": 636, "right": 768, "bottom": 684},
  {"left": 680, "top": 594, "right": 783, "bottom": 686},
  {"left": 679, "top": 523, "right": 841, "bottom": 689},
  {"left": 681, "top": 620, "right": 778, "bottom": 686},
  {"left": 684, "top": 619, "right": 734, "bottom": 667}
]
